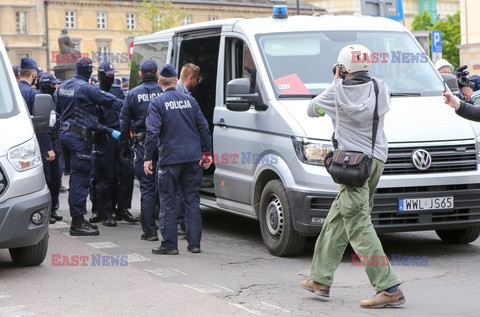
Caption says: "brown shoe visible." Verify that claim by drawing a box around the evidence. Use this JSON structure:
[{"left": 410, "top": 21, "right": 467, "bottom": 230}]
[
  {"left": 300, "top": 280, "right": 330, "bottom": 299},
  {"left": 360, "top": 288, "right": 406, "bottom": 308}
]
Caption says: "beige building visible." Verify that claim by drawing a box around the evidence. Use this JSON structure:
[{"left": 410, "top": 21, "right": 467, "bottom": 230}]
[
  {"left": 459, "top": 0, "right": 480, "bottom": 74},
  {"left": 310, "top": 0, "right": 459, "bottom": 29},
  {"left": 1, "top": 0, "right": 322, "bottom": 78}
]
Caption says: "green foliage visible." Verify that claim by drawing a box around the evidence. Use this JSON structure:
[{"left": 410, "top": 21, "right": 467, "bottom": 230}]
[
  {"left": 431, "top": 11, "right": 460, "bottom": 68},
  {"left": 123, "top": 0, "right": 185, "bottom": 37},
  {"left": 411, "top": 10, "right": 460, "bottom": 68},
  {"left": 411, "top": 10, "right": 433, "bottom": 31}
]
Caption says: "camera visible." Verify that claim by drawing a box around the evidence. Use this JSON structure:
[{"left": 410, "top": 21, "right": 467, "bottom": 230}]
[
  {"left": 455, "top": 65, "right": 475, "bottom": 89},
  {"left": 332, "top": 64, "right": 345, "bottom": 80}
]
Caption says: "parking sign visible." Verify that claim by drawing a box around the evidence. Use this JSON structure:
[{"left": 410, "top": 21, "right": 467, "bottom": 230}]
[{"left": 432, "top": 30, "right": 442, "bottom": 53}]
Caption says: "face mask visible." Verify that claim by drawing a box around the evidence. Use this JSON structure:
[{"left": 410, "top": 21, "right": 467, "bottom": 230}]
[
  {"left": 99, "top": 72, "right": 114, "bottom": 91},
  {"left": 40, "top": 84, "right": 56, "bottom": 96}
]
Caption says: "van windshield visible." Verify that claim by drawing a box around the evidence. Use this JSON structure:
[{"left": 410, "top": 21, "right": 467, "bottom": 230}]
[
  {"left": 0, "top": 55, "right": 17, "bottom": 118},
  {"left": 256, "top": 31, "right": 444, "bottom": 98}
]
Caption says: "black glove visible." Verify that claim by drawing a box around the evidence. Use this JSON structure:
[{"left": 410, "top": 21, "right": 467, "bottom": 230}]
[{"left": 119, "top": 142, "right": 132, "bottom": 161}]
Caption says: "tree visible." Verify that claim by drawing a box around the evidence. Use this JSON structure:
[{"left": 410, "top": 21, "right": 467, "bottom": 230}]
[
  {"left": 411, "top": 10, "right": 460, "bottom": 68},
  {"left": 124, "top": 0, "right": 185, "bottom": 37},
  {"left": 430, "top": 11, "right": 460, "bottom": 68},
  {"left": 411, "top": 10, "right": 433, "bottom": 31}
]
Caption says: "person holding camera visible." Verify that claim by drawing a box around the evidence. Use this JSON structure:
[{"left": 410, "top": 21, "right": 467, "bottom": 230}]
[{"left": 301, "top": 44, "right": 404, "bottom": 309}]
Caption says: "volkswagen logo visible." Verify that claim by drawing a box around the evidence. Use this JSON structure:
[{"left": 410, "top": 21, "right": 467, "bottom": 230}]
[{"left": 412, "top": 149, "right": 432, "bottom": 171}]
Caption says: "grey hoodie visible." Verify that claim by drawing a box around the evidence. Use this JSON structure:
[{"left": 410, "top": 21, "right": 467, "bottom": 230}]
[{"left": 307, "top": 76, "right": 390, "bottom": 162}]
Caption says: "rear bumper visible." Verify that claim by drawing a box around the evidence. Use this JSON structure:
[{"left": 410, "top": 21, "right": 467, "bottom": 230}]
[
  {"left": 0, "top": 185, "right": 51, "bottom": 249},
  {"left": 289, "top": 183, "right": 480, "bottom": 236}
]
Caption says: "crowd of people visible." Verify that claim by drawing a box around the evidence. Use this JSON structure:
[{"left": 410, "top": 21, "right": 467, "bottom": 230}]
[{"left": 12, "top": 56, "right": 211, "bottom": 255}]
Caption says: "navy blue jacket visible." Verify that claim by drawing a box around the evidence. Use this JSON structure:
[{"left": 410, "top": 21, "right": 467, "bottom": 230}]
[
  {"left": 98, "top": 84, "right": 125, "bottom": 129},
  {"left": 120, "top": 79, "right": 163, "bottom": 142},
  {"left": 55, "top": 75, "right": 123, "bottom": 134},
  {"left": 144, "top": 87, "right": 212, "bottom": 165},
  {"left": 19, "top": 80, "right": 53, "bottom": 157}
]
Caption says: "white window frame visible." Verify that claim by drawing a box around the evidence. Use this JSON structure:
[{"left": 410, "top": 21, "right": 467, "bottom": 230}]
[
  {"left": 97, "top": 12, "right": 107, "bottom": 30},
  {"left": 66, "top": 11, "right": 76, "bottom": 29},
  {"left": 98, "top": 46, "right": 109, "bottom": 63},
  {"left": 127, "top": 13, "right": 136, "bottom": 30},
  {"left": 16, "top": 11, "right": 27, "bottom": 34},
  {"left": 182, "top": 15, "right": 191, "bottom": 25}
]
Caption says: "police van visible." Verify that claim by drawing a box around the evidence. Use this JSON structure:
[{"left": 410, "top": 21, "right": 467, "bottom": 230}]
[
  {"left": 0, "top": 36, "right": 53, "bottom": 265},
  {"left": 130, "top": 9, "right": 480, "bottom": 256}
]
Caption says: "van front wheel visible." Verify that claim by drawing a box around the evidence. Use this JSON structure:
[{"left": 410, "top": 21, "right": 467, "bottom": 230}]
[
  {"left": 436, "top": 225, "right": 480, "bottom": 244},
  {"left": 9, "top": 231, "right": 49, "bottom": 266},
  {"left": 259, "top": 180, "right": 305, "bottom": 257}
]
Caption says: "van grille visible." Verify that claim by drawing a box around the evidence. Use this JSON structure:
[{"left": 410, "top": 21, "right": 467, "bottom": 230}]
[
  {"left": 383, "top": 144, "right": 477, "bottom": 175},
  {"left": 0, "top": 164, "right": 7, "bottom": 197}
]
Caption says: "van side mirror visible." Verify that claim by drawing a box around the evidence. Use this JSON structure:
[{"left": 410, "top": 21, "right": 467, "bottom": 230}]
[
  {"left": 31, "top": 94, "right": 53, "bottom": 133},
  {"left": 225, "top": 78, "right": 267, "bottom": 112},
  {"left": 441, "top": 73, "right": 459, "bottom": 96}
]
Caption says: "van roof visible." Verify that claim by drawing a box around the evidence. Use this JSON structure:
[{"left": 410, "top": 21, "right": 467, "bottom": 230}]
[{"left": 135, "top": 14, "right": 407, "bottom": 44}]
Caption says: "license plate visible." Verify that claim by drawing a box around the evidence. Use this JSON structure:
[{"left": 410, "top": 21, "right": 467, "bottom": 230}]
[{"left": 398, "top": 197, "right": 454, "bottom": 212}]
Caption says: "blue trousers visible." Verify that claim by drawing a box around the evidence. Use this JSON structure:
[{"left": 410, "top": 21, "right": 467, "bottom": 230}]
[
  {"left": 42, "top": 138, "right": 61, "bottom": 210},
  {"left": 158, "top": 162, "right": 202, "bottom": 250},
  {"left": 135, "top": 145, "right": 158, "bottom": 234},
  {"left": 60, "top": 131, "right": 91, "bottom": 218}
]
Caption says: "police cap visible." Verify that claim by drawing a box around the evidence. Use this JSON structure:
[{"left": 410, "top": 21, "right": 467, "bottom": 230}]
[
  {"left": 12, "top": 65, "right": 19, "bottom": 77},
  {"left": 122, "top": 77, "right": 129, "bottom": 83},
  {"left": 76, "top": 57, "right": 94, "bottom": 68},
  {"left": 159, "top": 64, "right": 177, "bottom": 78},
  {"left": 98, "top": 61, "right": 117, "bottom": 74},
  {"left": 140, "top": 60, "right": 158, "bottom": 74},
  {"left": 39, "top": 73, "right": 62, "bottom": 85},
  {"left": 20, "top": 57, "right": 39, "bottom": 70}
]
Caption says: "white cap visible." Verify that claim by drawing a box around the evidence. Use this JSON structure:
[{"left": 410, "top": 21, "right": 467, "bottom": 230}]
[
  {"left": 337, "top": 44, "right": 371, "bottom": 73},
  {"left": 435, "top": 59, "right": 454, "bottom": 71}
]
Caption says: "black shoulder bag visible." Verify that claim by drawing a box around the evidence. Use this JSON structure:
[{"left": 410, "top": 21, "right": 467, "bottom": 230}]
[{"left": 324, "top": 79, "right": 379, "bottom": 187}]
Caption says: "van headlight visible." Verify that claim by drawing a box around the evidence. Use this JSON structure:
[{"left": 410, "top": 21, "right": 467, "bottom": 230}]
[
  {"left": 292, "top": 137, "right": 333, "bottom": 166},
  {"left": 7, "top": 138, "right": 42, "bottom": 171}
]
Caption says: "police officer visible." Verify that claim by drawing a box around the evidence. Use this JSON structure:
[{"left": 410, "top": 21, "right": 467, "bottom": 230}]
[
  {"left": 144, "top": 64, "right": 213, "bottom": 255},
  {"left": 18, "top": 58, "right": 58, "bottom": 224},
  {"left": 89, "top": 61, "right": 136, "bottom": 226},
  {"left": 175, "top": 63, "right": 202, "bottom": 235},
  {"left": 38, "top": 73, "right": 64, "bottom": 222},
  {"left": 55, "top": 57, "right": 124, "bottom": 236},
  {"left": 120, "top": 60, "right": 163, "bottom": 241}
]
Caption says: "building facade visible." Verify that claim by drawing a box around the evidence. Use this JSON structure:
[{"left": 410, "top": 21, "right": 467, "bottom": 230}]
[
  {"left": 1, "top": 0, "right": 323, "bottom": 78},
  {"left": 309, "top": 0, "right": 459, "bottom": 29},
  {"left": 458, "top": 0, "right": 480, "bottom": 74}
]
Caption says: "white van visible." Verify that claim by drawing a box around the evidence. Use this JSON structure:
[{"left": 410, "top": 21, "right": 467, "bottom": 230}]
[
  {"left": 0, "top": 36, "right": 52, "bottom": 265},
  {"left": 130, "top": 10, "right": 480, "bottom": 256}
]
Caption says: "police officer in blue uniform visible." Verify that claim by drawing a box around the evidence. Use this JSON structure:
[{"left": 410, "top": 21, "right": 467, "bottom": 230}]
[
  {"left": 120, "top": 60, "right": 163, "bottom": 241},
  {"left": 38, "top": 73, "right": 64, "bottom": 222},
  {"left": 89, "top": 61, "right": 136, "bottom": 226},
  {"left": 144, "top": 64, "right": 213, "bottom": 255},
  {"left": 18, "top": 58, "right": 58, "bottom": 224},
  {"left": 55, "top": 57, "right": 124, "bottom": 236}
]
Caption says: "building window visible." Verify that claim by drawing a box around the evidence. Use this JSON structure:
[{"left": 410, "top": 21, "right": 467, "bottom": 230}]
[
  {"left": 97, "top": 12, "right": 107, "bottom": 30},
  {"left": 155, "top": 14, "right": 163, "bottom": 28},
  {"left": 127, "top": 13, "right": 136, "bottom": 30},
  {"left": 182, "top": 15, "right": 191, "bottom": 25},
  {"left": 98, "top": 46, "right": 109, "bottom": 63},
  {"left": 208, "top": 16, "right": 217, "bottom": 21},
  {"left": 16, "top": 12, "right": 27, "bottom": 34},
  {"left": 66, "top": 11, "right": 76, "bottom": 28}
]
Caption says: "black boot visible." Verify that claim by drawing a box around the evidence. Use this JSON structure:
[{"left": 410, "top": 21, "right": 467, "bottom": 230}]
[
  {"left": 89, "top": 213, "right": 102, "bottom": 223},
  {"left": 116, "top": 209, "right": 138, "bottom": 223},
  {"left": 51, "top": 210, "right": 63, "bottom": 221},
  {"left": 70, "top": 217, "right": 99, "bottom": 236}
]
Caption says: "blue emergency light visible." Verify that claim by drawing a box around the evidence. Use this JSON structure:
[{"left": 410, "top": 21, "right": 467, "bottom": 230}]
[{"left": 273, "top": 5, "right": 288, "bottom": 19}]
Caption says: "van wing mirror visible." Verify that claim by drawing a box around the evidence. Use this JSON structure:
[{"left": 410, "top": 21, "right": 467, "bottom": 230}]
[
  {"left": 31, "top": 94, "right": 53, "bottom": 133},
  {"left": 225, "top": 78, "right": 267, "bottom": 112},
  {"left": 441, "top": 73, "right": 459, "bottom": 96}
]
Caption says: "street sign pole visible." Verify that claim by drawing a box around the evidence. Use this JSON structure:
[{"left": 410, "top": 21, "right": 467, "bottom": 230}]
[{"left": 431, "top": 30, "right": 443, "bottom": 64}]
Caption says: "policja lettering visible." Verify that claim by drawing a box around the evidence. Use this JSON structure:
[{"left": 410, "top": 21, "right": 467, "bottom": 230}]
[
  {"left": 165, "top": 99, "right": 192, "bottom": 110},
  {"left": 59, "top": 88, "right": 75, "bottom": 96},
  {"left": 137, "top": 92, "right": 160, "bottom": 103}
]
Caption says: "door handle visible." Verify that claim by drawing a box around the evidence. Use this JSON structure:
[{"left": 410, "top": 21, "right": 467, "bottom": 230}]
[{"left": 216, "top": 118, "right": 227, "bottom": 127}]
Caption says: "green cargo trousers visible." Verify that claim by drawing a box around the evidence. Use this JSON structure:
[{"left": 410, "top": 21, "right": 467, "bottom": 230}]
[{"left": 310, "top": 158, "right": 400, "bottom": 292}]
